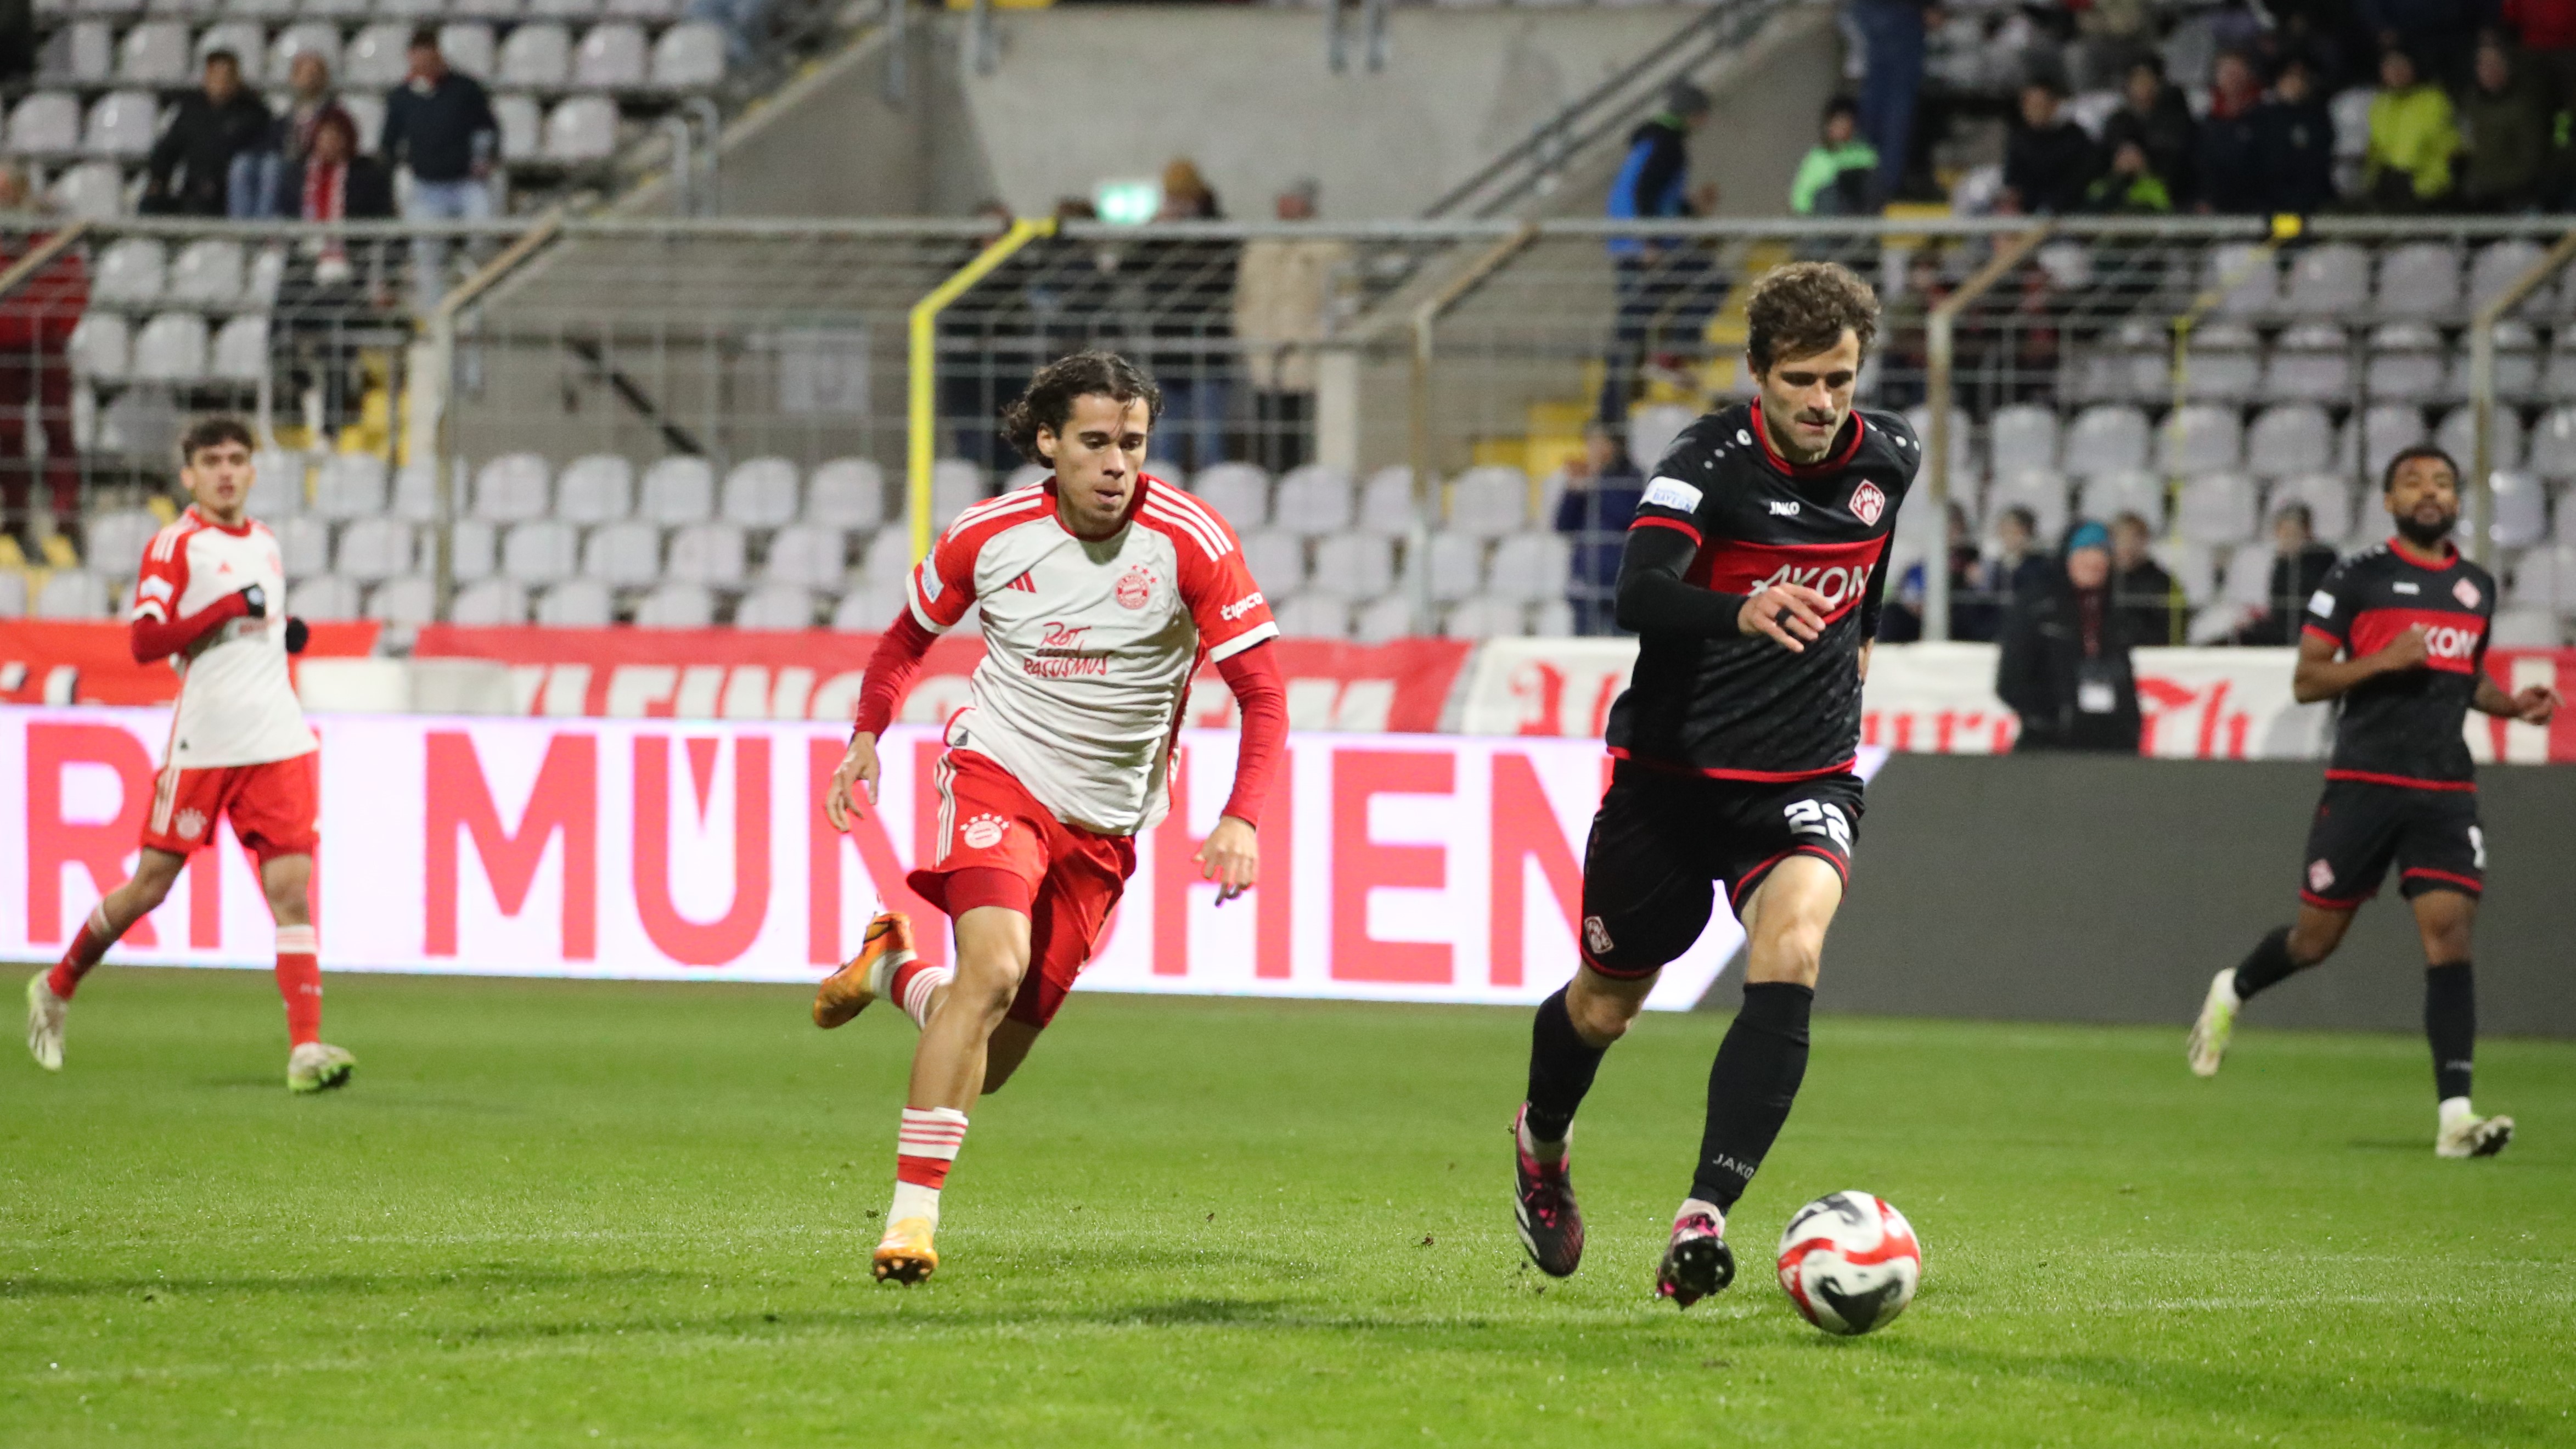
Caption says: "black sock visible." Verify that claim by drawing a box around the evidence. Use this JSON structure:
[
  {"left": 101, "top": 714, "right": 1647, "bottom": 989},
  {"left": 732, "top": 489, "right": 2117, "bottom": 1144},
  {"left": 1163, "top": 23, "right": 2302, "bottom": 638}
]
[
  {"left": 2232, "top": 926, "right": 2302, "bottom": 1001},
  {"left": 1688, "top": 981, "right": 1814, "bottom": 1211},
  {"left": 1523, "top": 987, "right": 1607, "bottom": 1144},
  {"left": 2425, "top": 962, "right": 2474, "bottom": 1103}
]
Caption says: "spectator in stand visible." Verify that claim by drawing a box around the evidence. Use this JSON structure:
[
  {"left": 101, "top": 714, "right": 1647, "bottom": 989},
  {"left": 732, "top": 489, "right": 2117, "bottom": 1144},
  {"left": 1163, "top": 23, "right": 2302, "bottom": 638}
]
[
  {"left": 0, "top": 165, "right": 82, "bottom": 546},
  {"left": 382, "top": 27, "right": 499, "bottom": 318},
  {"left": 1997, "top": 520, "right": 2144, "bottom": 753},
  {"left": 2362, "top": 47, "right": 2462, "bottom": 210},
  {"left": 2253, "top": 57, "right": 2341, "bottom": 215},
  {"left": 237, "top": 52, "right": 348, "bottom": 221},
  {"left": 1844, "top": 0, "right": 1932, "bottom": 205},
  {"left": 1599, "top": 80, "right": 1716, "bottom": 427},
  {"left": 2505, "top": 0, "right": 2576, "bottom": 117},
  {"left": 2001, "top": 79, "right": 2100, "bottom": 215},
  {"left": 2108, "top": 510, "right": 2180, "bottom": 647},
  {"left": 1233, "top": 178, "right": 1351, "bottom": 474},
  {"left": 2460, "top": 37, "right": 2555, "bottom": 210},
  {"left": 2196, "top": 50, "right": 2269, "bottom": 213},
  {"left": 2101, "top": 55, "right": 2198, "bottom": 205},
  {"left": 2230, "top": 501, "right": 2342, "bottom": 645},
  {"left": 1878, "top": 500, "right": 1984, "bottom": 642},
  {"left": 1148, "top": 158, "right": 1235, "bottom": 472},
  {"left": 1791, "top": 98, "right": 1880, "bottom": 216},
  {"left": 275, "top": 110, "right": 396, "bottom": 437},
  {"left": 2258, "top": 0, "right": 2367, "bottom": 93},
  {"left": 1982, "top": 504, "right": 2052, "bottom": 621},
  {"left": 2359, "top": 0, "right": 2485, "bottom": 85},
  {"left": 1551, "top": 421, "right": 1644, "bottom": 636},
  {"left": 142, "top": 50, "right": 273, "bottom": 217},
  {"left": 2086, "top": 139, "right": 2175, "bottom": 212}
]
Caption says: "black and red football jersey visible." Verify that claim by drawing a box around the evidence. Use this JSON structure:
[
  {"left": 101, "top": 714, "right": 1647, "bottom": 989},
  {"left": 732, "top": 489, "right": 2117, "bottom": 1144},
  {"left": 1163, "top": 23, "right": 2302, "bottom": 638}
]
[
  {"left": 1605, "top": 401, "right": 1919, "bottom": 780},
  {"left": 2301, "top": 538, "right": 2496, "bottom": 788}
]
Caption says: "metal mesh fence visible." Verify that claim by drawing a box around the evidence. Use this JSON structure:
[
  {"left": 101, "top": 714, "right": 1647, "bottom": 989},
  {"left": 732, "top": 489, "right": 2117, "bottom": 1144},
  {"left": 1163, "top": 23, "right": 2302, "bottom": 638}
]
[{"left": 0, "top": 215, "right": 2568, "bottom": 643}]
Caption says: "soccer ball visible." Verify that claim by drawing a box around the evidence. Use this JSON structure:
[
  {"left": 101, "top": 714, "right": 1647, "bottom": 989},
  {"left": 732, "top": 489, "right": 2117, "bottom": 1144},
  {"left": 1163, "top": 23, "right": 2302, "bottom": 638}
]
[{"left": 1775, "top": 1190, "right": 1922, "bottom": 1335}]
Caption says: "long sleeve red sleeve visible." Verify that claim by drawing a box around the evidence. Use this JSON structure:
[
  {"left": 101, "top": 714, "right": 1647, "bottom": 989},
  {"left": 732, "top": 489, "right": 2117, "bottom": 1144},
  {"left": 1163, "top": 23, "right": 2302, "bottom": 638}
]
[
  {"left": 129, "top": 591, "right": 250, "bottom": 664},
  {"left": 1216, "top": 641, "right": 1286, "bottom": 827},
  {"left": 850, "top": 611, "right": 938, "bottom": 737}
]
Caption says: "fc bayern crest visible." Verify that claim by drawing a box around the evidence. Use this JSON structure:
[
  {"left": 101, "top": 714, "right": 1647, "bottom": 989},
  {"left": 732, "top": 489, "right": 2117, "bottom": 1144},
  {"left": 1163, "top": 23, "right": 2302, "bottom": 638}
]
[
  {"left": 2454, "top": 577, "right": 2481, "bottom": 608},
  {"left": 1848, "top": 480, "right": 1887, "bottom": 525},
  {"left": 1115, "top": 565, "right": 1157, "bottom": 610}
]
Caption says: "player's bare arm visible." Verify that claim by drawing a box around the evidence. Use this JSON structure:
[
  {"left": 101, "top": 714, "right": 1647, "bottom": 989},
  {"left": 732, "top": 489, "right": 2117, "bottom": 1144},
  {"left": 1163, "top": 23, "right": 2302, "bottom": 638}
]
[
  {"left": 2291, "top": 624, "right": 2427, "bottom": 703},
  {"left": 2471, "top": 673, "right": 2562, "bottom": 724},
  {"left": 824, "top": 729, "right": 881, "bottom": 831}
]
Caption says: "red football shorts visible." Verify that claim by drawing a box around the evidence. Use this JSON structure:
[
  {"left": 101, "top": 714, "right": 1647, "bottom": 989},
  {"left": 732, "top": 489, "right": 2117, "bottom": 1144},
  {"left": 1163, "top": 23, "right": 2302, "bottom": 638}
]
[
  {"left": 905, "top": 748, "right": 1135, "bottom": 1030},
  {"left": 142, "top": 752, "right": 319, "bottom": 863}
]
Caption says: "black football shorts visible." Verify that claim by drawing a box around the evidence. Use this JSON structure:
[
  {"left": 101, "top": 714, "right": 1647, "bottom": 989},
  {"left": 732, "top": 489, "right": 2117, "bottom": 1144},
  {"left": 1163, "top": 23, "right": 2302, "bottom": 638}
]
[
  {"left": 2298, "top": 777, "right": 2484, "bottom": 911},
  {"left": 1576, "top": 761, "right": 1864, "bottom": 981}
]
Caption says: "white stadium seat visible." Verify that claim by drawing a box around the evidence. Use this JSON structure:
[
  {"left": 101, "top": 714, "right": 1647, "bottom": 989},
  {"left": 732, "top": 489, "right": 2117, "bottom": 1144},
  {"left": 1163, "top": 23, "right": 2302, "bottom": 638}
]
[
  {"left": 2158, "top": 404, "right": 2243, "bottom": 476},
  {"left": 666, "top": 523, "right": 747, "bottom": 588},
  {"left": 1484, "top": 532, "right": 1571, "bottom": 605},
  {"left": 2176, "top": 472, "right": 2259, "bottom": 547},
  {"left": 1448, "top": 466, "right": 1529, "bottom": 538},
  {"left": 275, "top": 515, "right": 331, "bottom": 577},
  {"left": 1627, "top": 402, "right": 1694, "bottom": 472},
  {"left": 929, "top": 458, "right": 987, "bottom": 527},
  {"left": 1188, "top": 462, "right": 1270, "bottom": 527},
  {"left": 167, "top": 239, "right": 245, "bottom": 306},
  {"left": 2488, "top": 321, "right": 2543, "bottom": 403},
  {"left": 1351, "top": 594, "right": 1412, "bottom": 645},
  {"left": 2434, "top": 407, "right": 2524, "bottom": 473},
  {"left": 493, "top": 93, "right": 543, "bottom": 162},
  {"left": 1418, "top": 532, "right": 1483, "bottom": 604},
  {"left": 498, "top": 23, "right": 570, "bottom": 87},
  {"left": 83, "top": 508, "right": 161, "bottom": 575},
  {"left": 608, "top": 0, "right": 680, "bottom": 16},
  {"left": 2270, "top": 474, "right": 2355, "bottom": 543},
  {"left": 530, "top": 0, "right": 604, "bottom": 16},
  {"left": 2373, "top": 242, "right": 2462, "bottom": 322},
  {"left": 649, "top": 21, "right": 725, "bottom": 88},
  {"left": 804, "top": 458, "right": 886, "bottom": 529},
  {"left": 2508, "top": 544, "right": 2576, "bottom": 610},
  {"left": 9, "top": 92, "right": 82, "bottom": 153},
  {"left": 1272, "top": 464, "right": 1354, "bottom": 536},
  {"left": 473, "top": 453, "right": 553, "bottom": 523},
  {"left": 389, "top": 460, "right": 452, "bottom": 523},
  {"left": 0, "top": 570, "right": 28, "bottom": 619},
  {"left": 634, "top": 582, "right": 714, "bottom": 628},
  {"left": 761, "top": 524, "right": 848, "bottom": 591},
  {"left": 2075, "top": 470, "right": 2164, "bottom": 529},
  {"left": 2246, "top": 404, "right": 2336, "bottom": 479},
  {"left": 720, "top": 457, "right": 800, "bottom": 529},
  {"left": 195, "top": 21, "right": 268, "bottom": 82},
  {"left": 1307, "top": 533, "right": 1394, "bottom": 599},
  {"left": 572, "top": 23, "right": 646, "bottom": 88},
  {"left": 210, "top": 316, "right": 267, "bottom": 381},
  {"left": 1986, "top": 403, "right": 2058, "bottom": 475},
  {"left": 116, "top": 20, "right": 189, "bottom": 84},
  {"left": 333, "top": 518, "right": 414, "bottom": 582},
  {"left": 2204, "top": 241, "right": 2278, "bottom": 317},
  {"left": 858, "top": 527, "right": 913, "bottom": 589},
  {"left": 536, "top": 578, "right": 615, "bottom": 627},
  {"left": 2364, "top": 322, "right": 2447, "bottom": 400},
  {"left": 1272, "top": 593, "right": 1350, "bottom": 640},
  {"left": 450, "top": 519, "right": 499, "bottom": 582},
  {"left": 733, "top": 583, "right": 818, "bottom": 630},
  {"left": 270, "top": 23, "right": 342, "bottom": 77},
  {"left": 553, "top": 453, "right": 634, "bottom": 524},
  {"left": 637, "top": 456, "right": 715, "bottom": 525},
  {"left": 248, "top": 450, "right": 306, "bottom": 516},
  {"left": 2259, "top": 324, "right": 2353, "bottom": 405},
  {"left": 502, "top": 519, "right": 579, "bottom": 584},
  {"left": 451, "top": 577, "right": 530, "bottom": 625},
  {"left": 2181, "top": 323, "right": 2260, "bottom": 402},
  {"left": 1358, "top": 466, "right": 1416, "bottom": 534},
  {"left": 53, "top": 22, "right": 114, "bottom": 86},
  {"left": 342, "top": 24, "right": 410, "bottom": 87},
  {"left": 84, "top": 90, "right": 159, "bottom": 157},
  {"left": 131, "top": 313, "right": 209, "bottom": 381},
  {"left": 52, "top": 160, "right": 128, "bottom": 219},
  {"left": 833, "top": 574, "right": 908, "bottom": 630},
  {"left": 2467, "top": 239, "right": 2548, "bottom": 317},
  {"left": 544, "top": 96, "right": 620, "bottom": 162},
  {"left": 1986, "top": 469, "right": 2069, "bottom": 544},
  {"left": 2062, "top": 404, "right": 2151, "bottom": 479},
  {"left": 35, "top": 570, "right": 110, "bottom": 620},
  {"left": 367, "top": 573, "right": 437, "bottom": 626},
  {"left": 2279, "top": 242, "right": 2370, "bottom": 318},
  {"left": 438, "top": 23, "right": 496, "bottom": 81},
  {"left": 2527, "top": 406, "right": 2576, "bottom": 481},
  {"left": 289, "top": 574, "right": 364, "bottom": 622},
  {"left": 68, "top": 313, "right": 131, "bottom": 379},
  {"left": 313, "top": 454, "right": 389, "bottom": 520},
  {"left": 2355, "top": 405, "right": 2428, "bottom": 482},
  {"left": 1903, "top": 403, "right": 1973, "bottom": 482},
  {"left": 580, "top": 520, "right": 663, "bottom": 586},
  {"left": 1238, "top": 529, "right": 1304, "bottom": 593},
  {"left": 458, "top": 0, "right": 531, "bottom": 20},
  {"left": 1443, "top": 596, "right": 1526, "bottom": 640},
  {"left": 2485, "top": 470, "right": 2547, "bottom": 552}
]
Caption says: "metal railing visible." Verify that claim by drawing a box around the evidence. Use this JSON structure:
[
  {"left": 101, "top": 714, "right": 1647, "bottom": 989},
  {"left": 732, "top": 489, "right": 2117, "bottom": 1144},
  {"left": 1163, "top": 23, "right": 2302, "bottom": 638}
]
[{"left": 1, "top": 214, "right": 2569, "bottom": 645}]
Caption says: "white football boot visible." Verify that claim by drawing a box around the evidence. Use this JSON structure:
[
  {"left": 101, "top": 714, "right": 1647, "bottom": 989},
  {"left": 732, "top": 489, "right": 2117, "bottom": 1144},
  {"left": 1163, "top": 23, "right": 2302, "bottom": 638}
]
[
  {"left": 26, "top": 971, "right": 65, "bottom": 1072},
  {"left": 2436, "top": 1099, "right": 2512, "bottom": 1159},
  {"left": 2186, "top": 968, "right": 2239, "bottom": 1079}
]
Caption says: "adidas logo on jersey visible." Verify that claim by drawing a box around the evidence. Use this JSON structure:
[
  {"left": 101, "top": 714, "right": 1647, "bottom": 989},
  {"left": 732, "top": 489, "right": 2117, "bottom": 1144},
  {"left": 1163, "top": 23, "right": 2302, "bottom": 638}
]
[{"left": 1005, "top": 570, "right": 1038, "bottom": 593}]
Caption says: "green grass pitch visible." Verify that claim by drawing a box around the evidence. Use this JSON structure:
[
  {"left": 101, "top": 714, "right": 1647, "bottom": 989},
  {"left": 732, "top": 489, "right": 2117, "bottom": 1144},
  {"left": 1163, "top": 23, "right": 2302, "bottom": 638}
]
[{"left": 5, "top": 969, "right": 2573, "bottom": 1447}]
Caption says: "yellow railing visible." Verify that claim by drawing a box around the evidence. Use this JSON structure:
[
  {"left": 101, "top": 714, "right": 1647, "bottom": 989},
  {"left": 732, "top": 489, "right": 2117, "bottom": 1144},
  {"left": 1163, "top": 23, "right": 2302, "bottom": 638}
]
[{"left": 907, "top": 217, "right": 1056, "bottom": 564}]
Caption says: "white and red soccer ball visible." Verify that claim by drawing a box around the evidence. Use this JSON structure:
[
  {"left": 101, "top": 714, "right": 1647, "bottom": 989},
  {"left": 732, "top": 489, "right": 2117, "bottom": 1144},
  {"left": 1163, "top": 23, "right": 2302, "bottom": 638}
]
[{"left": 1775, "top": 1190, "right": 1922, "bottom": 1335}]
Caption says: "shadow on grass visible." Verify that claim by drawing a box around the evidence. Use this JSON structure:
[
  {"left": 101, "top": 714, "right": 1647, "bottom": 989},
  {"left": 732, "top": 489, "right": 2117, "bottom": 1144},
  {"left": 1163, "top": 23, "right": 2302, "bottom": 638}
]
[{"left": 1882, "top": 1338, "right": 2556, "bottom": 1441}]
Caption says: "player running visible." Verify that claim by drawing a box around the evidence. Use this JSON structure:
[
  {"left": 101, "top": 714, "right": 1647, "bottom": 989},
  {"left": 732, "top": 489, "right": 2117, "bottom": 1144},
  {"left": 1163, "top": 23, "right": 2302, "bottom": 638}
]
[
  {"left": 2188, "top": 445, "right": 2558, "bottom": 1157},
  {"left": 814, "top": 351, "right": 1286, "bottom": 1284},
  {"left": 1507, "top": 262, "right": 1915, "bottom": 1306},
  {"left": 24, "top": 417, "right": 352, "bottom": 1093}
]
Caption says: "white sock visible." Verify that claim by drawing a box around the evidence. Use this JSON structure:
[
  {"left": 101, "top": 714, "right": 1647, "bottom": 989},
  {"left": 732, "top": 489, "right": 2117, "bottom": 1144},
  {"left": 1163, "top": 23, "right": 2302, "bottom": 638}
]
[
  {"left": 2439, "top": 1096, "right": 2476, "bottom": 1132},
  {"left": 2214, "top": 967, "right": 2241, "bottom": 1009},
  {"left": 896, "top": 966, "right": 952, "bottom": 1032},
  {"left": 1677, "top": 1197, "right": 1727, "bottom": 1234},
  {"left": 887, "top": 1179, "right": 941, "bottom": 1231},
  {"left": 863, "top": 933, "right": 916, "bottom": 997},
  {"left": 1516, "top": 1109, "right": 1568, "bottom": 1166}
]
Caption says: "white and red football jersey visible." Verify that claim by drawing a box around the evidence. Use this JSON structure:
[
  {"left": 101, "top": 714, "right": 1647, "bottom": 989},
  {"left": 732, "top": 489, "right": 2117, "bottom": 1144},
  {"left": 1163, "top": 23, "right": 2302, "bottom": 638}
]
[
  {"left": 908, "top": 476, "right": 1278, "bottom": 835},
  {"left": 132, "top": 505, "right": 316, "bottom": 768}
]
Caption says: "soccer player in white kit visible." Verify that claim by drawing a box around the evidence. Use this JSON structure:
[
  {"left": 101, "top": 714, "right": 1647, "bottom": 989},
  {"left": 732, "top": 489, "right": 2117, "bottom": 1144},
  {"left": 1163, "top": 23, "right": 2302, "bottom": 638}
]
[
  {"left": 24, "top": 418, "right": 355, "bottom": 1093},
  {"left": 813, "top": 352, "right": 1287, "bottom": 1284}
]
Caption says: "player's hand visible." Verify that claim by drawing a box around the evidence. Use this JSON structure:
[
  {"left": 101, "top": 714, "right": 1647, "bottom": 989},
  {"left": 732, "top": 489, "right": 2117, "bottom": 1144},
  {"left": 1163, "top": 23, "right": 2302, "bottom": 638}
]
[
  {"left": 2373, "top": 624, "right": 2429, "bottom": 673},
  {"left": 1197, "top": 815, "right": 1258, "bottom": 905},
  {"left": 238, "top": 583, "right": 267, "bottom": 619},
  {"left": 2512, "top": 683, "right": 2563, "bottom": 724},
  {"left": 284, "top": 616, "right": 309, "bottom": 654},
  {"left": 1739, "top": 582, "right": 1831, "bottom": 653},
  {"left": 824, "top": 732, "right": 881, "bottom": 832},
  {"left": 1857, "top": 639, "right": 1873, "bottom": 683}
]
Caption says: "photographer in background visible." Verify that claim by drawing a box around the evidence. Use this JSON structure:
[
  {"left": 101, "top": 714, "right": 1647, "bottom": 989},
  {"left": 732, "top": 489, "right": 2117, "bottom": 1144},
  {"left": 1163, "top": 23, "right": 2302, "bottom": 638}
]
[{"left": 1998, "top": 520, "right": 2143, "bottom": 752}]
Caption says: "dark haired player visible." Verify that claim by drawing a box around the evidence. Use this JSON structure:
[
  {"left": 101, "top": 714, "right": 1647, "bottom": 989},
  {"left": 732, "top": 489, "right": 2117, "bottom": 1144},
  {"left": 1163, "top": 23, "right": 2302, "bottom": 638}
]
[
  {"left": 2189, "top": 446, "right": 2559, "bottom": 1157},
  {"left": 24, "top": 418, "right": 351, "bottom": 1092},
  {"left": 813, "top": 351, "right": 1287, "bottom": 1283},
  {"left": 1508, "top": 261, "right": 1917, "bottom": 1306}
]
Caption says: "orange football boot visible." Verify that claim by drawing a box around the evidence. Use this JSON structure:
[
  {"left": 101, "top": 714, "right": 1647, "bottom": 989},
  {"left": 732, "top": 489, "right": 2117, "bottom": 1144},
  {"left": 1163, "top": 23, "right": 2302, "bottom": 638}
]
[
  {"left": 873, "top": 1217, "right": 938, "bottom": 1284},
  {"left": 813, "top": 911, "right": 916, "bottom": 1029}
]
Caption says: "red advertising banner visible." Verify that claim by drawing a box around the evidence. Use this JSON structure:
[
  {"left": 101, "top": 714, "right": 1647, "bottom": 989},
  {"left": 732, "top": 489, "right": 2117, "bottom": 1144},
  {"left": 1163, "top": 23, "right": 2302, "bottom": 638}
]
[
  {"left": 410, "top": 625, "right": 1471, "bottom": 733},
  {"left": 0, "top": 619, "right": 383, "bottom": 708}
]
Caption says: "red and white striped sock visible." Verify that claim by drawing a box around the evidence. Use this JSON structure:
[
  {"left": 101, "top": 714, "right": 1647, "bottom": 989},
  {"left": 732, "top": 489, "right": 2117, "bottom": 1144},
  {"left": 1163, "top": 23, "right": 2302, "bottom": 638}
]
[
  {"left": 890, "top": 1105, "right": 968, "bottom": 1229},
  {"left": 45, "top": 906, "right": 116, "bottom": 1000},
  {"left": 887, "top": 958, "right": 952, "bottom": 1032},
  {"left": 274, "top": 925, "right": 322, "bottom": 1047}
]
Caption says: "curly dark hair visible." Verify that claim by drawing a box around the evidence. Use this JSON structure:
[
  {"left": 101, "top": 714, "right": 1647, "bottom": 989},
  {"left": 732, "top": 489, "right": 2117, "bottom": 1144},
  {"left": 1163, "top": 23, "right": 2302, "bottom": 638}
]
[
  {"left": 1000, "top": 351, "right": 1163, "bottom": 464},
  {"left": 1744, "top": 260, "right": 1880, "bottom": 375},
  {"left": 2381, "top": 442, "right": 2457, "bottom": 492},
  {"left": 179, "top": 415, "right": 255, "bottom": 462}
]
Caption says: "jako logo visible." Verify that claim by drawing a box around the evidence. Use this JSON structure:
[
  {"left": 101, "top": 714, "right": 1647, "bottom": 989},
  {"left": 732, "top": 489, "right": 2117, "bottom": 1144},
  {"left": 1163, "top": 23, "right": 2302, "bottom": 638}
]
[
  {"left": 1767, "top": 500, "right": 1802, "bottom": 516},
  {"left": 1221, "top": 591, "right": 1265, "bottom": 621},
  {"left": 1761, "top": 562, "right": 1864, "bottom": 609}
]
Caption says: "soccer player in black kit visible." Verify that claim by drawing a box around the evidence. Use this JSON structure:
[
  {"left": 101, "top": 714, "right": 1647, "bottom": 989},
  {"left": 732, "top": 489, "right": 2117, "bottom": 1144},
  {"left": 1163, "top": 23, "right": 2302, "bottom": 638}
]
[
  {"left": 2188, "top": 446, "right": 2561, "bottom": 1157},
  {"left": 1509, "top": 261, "right": 1916, "bottom": 1305}
]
